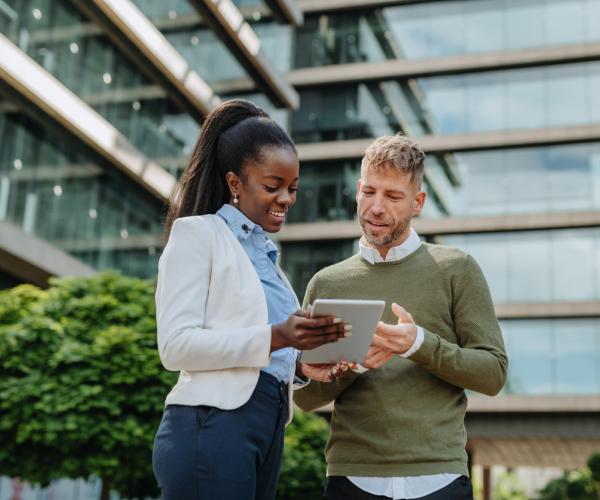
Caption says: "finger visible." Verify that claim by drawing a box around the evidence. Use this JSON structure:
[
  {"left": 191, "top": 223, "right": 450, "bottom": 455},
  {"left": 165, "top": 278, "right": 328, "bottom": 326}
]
[
  {"left": 303, "top": 315, "right": 344, "bottom": 328},
  {"left": 376, "top": 321, "right": 402, "bottom": 338},
  {"left": 371, "top": 334, "right": 396, "bottom": 352},
  {"left": 392, "top": 302, "right": 414, "bottom": 324},
  {"left": 303, "top": 323, "right": 351, "bottom": 337},
  {"left": 376, "top": 322, "right": 414, "bottom": 339},
  {"left": 371, "top": 350, "right": 393, "bottom": 364},
  {"left": 364, "top": 348, "right": 393, "bottom": 367},
  {"left": 293, "top": 309, "right": 309, "bottom": 318}
]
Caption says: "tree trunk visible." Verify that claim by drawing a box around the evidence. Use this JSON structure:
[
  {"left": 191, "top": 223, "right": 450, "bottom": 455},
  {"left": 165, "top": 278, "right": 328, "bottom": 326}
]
[{"left": 99, "top": 477, "right": 110, "bottom": 500}]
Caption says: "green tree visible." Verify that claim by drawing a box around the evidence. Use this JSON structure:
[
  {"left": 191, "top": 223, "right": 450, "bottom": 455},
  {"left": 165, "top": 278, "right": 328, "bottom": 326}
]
[
  {"left": 0, "top": 272, "right": 177, "bottom": 499},
  {"left": 537, "top": 464, "right": 599, "bottom": 500},
  {"left": 588, "top": 453, "right": 600, "bottom": 499},
  {"left": 277, "top": 410, "right": 330, "bottom": 500},
  {"left": 492, "top": 471, "right": 528, "bottom": 500}
]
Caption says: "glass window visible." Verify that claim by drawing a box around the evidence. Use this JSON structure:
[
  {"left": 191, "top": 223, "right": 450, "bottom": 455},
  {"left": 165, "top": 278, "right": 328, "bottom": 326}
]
[
  {"left": 130, "top": 0, "right": 194, "bottom": 19},
  {"left": 294, "top": 0, "right": 600, "bottom": 68},
  {"left": 440, "top": 229, "right": 600, "bottom": 303},
  {"left": 419, "top": 62, "right": 600, "bottom": 135},
  {"left": 0, "top": 111, "right": 163, "bottom": 279},
  {"left": 446, "top": 144, "right": 600, "bottom": 217},
  {"left": 2, "top": 0, "right": 192, "bottom": 164},
  {"left": 290, "top": 161, "right": 360, "bottom": 223},
  {"left": 281, "top": 240, "right": 356, "bottom": 297},
  {"left": 290, "top": 62, "right": 600, "bottom": 143},
  {"left": 501, "top": 319, "right": 600, "bottom": 395}
]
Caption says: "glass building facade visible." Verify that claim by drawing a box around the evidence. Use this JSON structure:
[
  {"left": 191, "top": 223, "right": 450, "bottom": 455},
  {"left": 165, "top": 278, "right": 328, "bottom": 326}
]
[{"left": 1, "top": 0, "right": 600, "bottom": 494}]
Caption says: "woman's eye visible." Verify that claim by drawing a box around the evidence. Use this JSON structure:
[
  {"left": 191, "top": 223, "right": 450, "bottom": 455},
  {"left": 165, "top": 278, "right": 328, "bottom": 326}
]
[
  {"left": 289, "top": 187, "right": 298, "bottom": 193},
  {"left": 264, "top": 186, "right": 277, "bottom": 193}
]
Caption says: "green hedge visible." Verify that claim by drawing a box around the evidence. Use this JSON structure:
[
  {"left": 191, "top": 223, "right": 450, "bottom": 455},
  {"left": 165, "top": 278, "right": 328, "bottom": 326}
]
[{"left": 0, "top": 272, "right": 330, "bottom": 499}]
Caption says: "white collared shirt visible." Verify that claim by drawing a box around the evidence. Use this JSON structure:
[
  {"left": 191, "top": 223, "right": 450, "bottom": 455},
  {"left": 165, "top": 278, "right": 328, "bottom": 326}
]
[{"left": 348, "top": 228, "right": 460, "bottom": 499}]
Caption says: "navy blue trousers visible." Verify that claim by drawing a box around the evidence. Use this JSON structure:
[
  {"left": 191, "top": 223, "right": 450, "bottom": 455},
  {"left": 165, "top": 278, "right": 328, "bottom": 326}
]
[{"left": 153, "top": 372, "right": 289, "bottom": 500}]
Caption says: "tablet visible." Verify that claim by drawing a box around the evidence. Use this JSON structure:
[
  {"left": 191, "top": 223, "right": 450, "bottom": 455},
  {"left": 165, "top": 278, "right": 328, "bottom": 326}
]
[{"left": 299, "top": 299, "right": 386, "bottom": 364}]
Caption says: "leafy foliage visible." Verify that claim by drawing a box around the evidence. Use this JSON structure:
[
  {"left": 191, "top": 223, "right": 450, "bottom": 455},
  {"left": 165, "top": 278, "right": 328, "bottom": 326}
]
[
  {"left": 277, "top": 410, "right": 329, "bottom": 500},
  {"left": 537, "top": 455, "right": 600, "bottom": 500},
  {"left": 0, "top": 272, "right": 177, "bottom": 498},
  {"left": 492, "top": 471, "right": 528, "bottom": 500},
  {"left": 588, "top": 452, "right": 600, "bottom": 484}
]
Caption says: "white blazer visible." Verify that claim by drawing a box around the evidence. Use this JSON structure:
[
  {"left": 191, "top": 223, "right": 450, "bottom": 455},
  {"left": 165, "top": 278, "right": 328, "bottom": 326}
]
[{"left": 155, "top": 214, "right": 297, "bottom": 422}]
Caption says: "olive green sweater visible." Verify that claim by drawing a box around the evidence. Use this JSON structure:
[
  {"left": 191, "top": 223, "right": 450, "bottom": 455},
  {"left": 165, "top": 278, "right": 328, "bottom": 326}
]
[{"left": 294, "top": 243, "right": 508, "bottom": 477}]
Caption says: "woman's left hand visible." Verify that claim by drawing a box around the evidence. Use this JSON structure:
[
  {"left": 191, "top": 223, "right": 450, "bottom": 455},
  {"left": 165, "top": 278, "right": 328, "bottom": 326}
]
[{"left": 300, "top": 362, "right": 357, "bottom": 382}]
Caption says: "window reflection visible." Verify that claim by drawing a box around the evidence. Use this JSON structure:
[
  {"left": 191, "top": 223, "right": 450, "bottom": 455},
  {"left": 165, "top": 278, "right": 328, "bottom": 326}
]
[
  {"left": 447, "top": 144, "right": 600, "bottom": 217},
  {"left": 2, "top": 0, "right": 191, "bottom": 163},
  {"left": 294, "top": 0, "right": 600, "bottom": 68},
  {"left": 441, "top": 229, "right": 600, "bottom": 303},
  {"left": 290, "top": 161, "right": 359, "bottom": 224},
  {"left": 501, "top": 319, "right": 600, "bottom": 395},
  {"left": 420, "top": 62, "right": 600, "bottom": 134},
  {"left": 291, "top": 62, "right": 600, "bottom": 143},
  {"left": 0, "top": 111, "right": 163, "bottom": 278},
  {"left": 282, "top": 240, "right": 356, "bottom": 297}
]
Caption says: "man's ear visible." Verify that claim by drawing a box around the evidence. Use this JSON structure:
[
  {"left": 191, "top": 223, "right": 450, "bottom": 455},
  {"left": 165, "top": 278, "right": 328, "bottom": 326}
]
[
  {"left": 356, "top": 179, "right": 361, "bottom": 203},
  {"left": 412, "top": 190, "right": 426, "bottom": 216}
]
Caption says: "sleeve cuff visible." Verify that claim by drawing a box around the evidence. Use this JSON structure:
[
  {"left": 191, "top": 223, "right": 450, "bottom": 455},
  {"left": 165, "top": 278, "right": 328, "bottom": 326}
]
[
  {"left": 293, "top": 350, "right": 310, "bottom": 387},
  {"left": 400, "top": 326, "right": 425, "bottom": 358}
]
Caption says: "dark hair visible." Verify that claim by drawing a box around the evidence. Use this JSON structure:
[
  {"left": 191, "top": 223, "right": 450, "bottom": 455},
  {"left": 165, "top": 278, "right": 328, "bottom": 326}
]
[{"left": 164, "top": 99, "right": 296, "bottom": 234}]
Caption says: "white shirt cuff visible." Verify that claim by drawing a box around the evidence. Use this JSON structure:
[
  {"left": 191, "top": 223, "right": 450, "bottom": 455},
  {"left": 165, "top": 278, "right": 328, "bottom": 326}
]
[{"left": 400, "top": 326, "right": 424, "bottom": 358}]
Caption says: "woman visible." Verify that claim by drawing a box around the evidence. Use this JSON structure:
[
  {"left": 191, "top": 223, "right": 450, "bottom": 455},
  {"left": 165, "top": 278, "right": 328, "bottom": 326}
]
[{"left": 152, "top": 99, "right": 350, "bottom": 499}]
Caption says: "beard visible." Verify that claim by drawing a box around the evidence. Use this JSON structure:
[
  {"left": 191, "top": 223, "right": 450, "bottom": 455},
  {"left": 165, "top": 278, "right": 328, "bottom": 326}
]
[{"left": 359, "top": 212, "right": 412, "bottom": 249}]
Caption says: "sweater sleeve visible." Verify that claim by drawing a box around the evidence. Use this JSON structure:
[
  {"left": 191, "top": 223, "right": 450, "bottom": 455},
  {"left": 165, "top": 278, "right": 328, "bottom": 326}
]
[
  {"left": 408, "top": 254, "right": 508, "bottom": 396},
  {"left": 293, "top": 273, "right": 361, "bottom": 411},
  {"left": 155, "top": 217, "right": 271, "bottom": 372}
]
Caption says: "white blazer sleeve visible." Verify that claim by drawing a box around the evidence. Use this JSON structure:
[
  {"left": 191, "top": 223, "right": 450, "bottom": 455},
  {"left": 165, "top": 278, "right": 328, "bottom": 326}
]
[{"left": 155, "top": 217, "right": 271, "bottom": 372}]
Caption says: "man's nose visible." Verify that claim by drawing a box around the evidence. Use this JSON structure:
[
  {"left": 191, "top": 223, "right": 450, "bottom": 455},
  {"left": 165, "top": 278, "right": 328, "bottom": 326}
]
[{"left": 369, "top": 196, "right": 385, "bottom": 215}]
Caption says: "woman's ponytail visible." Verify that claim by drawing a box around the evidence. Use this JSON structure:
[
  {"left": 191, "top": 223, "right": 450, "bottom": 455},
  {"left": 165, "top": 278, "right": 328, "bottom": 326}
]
[{"left": 164, "top": 99, "right": 272, "bottom": 234}]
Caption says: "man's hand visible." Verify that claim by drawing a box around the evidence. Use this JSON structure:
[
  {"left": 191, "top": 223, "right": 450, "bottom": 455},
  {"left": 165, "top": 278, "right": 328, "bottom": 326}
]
[
  {"left": 371, "top": 303, "right": 417, "bottom": 355},
  {"left": 362, "top": 345, "right": 393, "bottom": 369},
  {"left": 300, "top": 362, "right": 357, "bottom": 382}
]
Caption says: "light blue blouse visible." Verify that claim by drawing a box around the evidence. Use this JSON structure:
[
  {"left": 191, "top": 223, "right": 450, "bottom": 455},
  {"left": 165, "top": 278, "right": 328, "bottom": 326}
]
[{"left": 216, "top": 204, "right": 298, "bottom": 383}]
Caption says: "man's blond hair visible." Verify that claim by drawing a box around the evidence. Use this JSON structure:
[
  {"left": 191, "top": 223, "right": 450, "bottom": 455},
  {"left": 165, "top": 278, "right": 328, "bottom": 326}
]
[{"left": 361, "top": 134, "right": 426, "bottom": 187}]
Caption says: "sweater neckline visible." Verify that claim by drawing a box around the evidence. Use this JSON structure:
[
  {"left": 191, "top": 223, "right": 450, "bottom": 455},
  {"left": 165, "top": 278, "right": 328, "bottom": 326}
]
[{"left": 358, "top": 243, "right": 428, "bottom": 268}]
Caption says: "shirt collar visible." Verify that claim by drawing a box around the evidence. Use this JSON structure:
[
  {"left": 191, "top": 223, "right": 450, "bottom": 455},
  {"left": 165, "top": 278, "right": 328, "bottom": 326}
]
[
  {"left": 359, "top": 227, "right": 422, "bottom": 265},
  {"left": 216, "top": 204, "right": 262, "bottom": 240}
]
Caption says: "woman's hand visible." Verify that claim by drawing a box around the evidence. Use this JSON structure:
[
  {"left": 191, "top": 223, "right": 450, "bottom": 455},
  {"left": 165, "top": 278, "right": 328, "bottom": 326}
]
[
  {"left": 271, "top": 310, "right": 349, "bottom": 352},
  {"left": 300, "top": 362, "right": 358, "bottom": 382}
]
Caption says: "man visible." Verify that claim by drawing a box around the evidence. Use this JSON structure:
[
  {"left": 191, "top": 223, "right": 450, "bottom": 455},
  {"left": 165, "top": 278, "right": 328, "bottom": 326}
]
[{"left": 294, "top": 134, "right": 508, "bottom": 500}]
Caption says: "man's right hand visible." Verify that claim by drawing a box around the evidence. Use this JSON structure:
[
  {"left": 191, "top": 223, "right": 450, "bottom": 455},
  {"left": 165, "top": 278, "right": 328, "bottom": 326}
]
[
  {"left": 362, "top": 345, "right": 393, "bottom": 369},
  {"left": 271, "top": 310, "right": 350, "bottom": 351}
]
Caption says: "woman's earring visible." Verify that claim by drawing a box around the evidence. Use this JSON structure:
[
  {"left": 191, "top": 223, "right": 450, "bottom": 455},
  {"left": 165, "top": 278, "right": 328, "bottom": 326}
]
[{"left": 233, "top": 193, "right": 239, "bottom": 205}]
